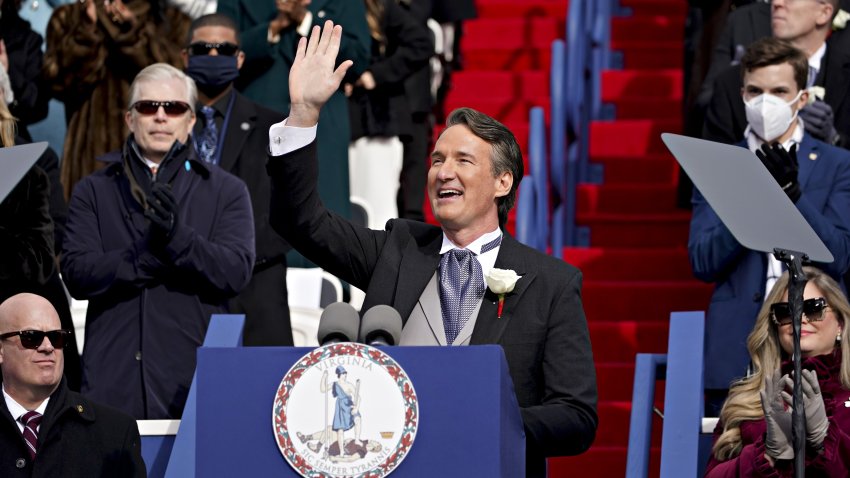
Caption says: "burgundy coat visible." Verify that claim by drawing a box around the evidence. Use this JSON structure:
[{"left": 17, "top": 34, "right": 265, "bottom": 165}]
[{"left": 706, "top": 350, "right": 850, "bottom": 477}]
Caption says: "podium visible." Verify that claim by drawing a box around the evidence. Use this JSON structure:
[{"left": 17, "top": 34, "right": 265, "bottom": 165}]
[{"left": 194, "top": 345, "right": 526, "bottom": 477}]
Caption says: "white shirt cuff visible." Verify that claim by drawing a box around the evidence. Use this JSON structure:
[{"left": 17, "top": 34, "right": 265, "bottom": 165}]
[
  {"left": 269, "top": 118, "right": 318, "bottom": 156},
  {"left": 297, "top": 11, "right": 313, "bottom": 37}
]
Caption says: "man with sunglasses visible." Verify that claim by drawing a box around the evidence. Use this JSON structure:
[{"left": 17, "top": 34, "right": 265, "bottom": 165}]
[
  {"left": 181, "top": 14, "right": 294, "bottom": 347},
  {"left": 61, "top": 63, "right": 255, "bottom": 420},
  {"left": 0, "top": 293, "right": 145, "bottom": 476}
]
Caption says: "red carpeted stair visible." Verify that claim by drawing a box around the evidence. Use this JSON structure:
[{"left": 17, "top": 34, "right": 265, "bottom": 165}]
[{"left": 447, "top": 1, "right": 713, "bottom": 475}]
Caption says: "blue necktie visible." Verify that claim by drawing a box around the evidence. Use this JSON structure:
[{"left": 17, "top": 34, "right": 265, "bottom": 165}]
[
  {"left": 198, "top": 105, "right": 218, "bottom": 164},
  {"left": 438, "top": 236, "right": 502, "bottom": 345}
]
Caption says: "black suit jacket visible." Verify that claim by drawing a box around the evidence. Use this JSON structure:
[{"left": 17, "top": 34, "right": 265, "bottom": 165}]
[
  {"left": 703, "top": 41, "right": 850, "bottom": 147},
  {"left": 696, "top": 1, "right": 771, "bottom": 111},
  {"left": 215, "top": 90, "right": 293, "bottom": 345},
  {"left": 0, "top": 379, "right": 145, "bottom": 477},
  {"left": 268, "top": 141, "right": 598, "bottom": 477}
]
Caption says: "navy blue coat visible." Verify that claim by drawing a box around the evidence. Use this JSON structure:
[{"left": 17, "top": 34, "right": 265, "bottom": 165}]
[
  {"left": 689, "top": 133, "right": 850, "bottom": 389},
  {"left": 61, "top": 139, "right": 255, "bottom": 419}
]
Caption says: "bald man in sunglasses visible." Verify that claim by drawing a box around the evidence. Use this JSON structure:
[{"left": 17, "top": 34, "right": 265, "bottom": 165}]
[
  {"left": 0, "top": 293, "right": 145, "bottom": 477},
  {"left": 61, "top": 63, "right": 255, "bottom": 420}
]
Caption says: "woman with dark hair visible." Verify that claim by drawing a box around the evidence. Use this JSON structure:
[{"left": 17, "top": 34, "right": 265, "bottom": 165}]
[
  {"left": 706, "top": 267, "right": 850, "bottom": 476},
  {"left": 43, "top": 0, "right": 189, "bottom": 198},
  {"left": 346, "top": 0, "right": 432, "bottom": 228}
]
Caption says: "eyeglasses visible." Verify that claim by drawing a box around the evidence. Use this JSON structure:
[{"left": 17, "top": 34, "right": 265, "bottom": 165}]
[
  {"left": 0, "top": 329, "right": 72, "bottom": 349},
  {"left": 187, "top": 42, "right": 239, "bottom": 56},
  {"left": 131, "top": 101, "right": 192, "bottom": 117},
  {"left": 770, "top": 297, "right": 831, "bottom": 326}
]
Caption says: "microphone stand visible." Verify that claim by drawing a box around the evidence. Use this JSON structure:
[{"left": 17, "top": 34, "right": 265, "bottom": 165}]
[{"left": 773, "top": 248, "right": 807, "bottom": 478}]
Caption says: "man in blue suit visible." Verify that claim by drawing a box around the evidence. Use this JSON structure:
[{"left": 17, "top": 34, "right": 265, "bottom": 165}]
[{"left": 689, "top": 37, "right": 850, "bottom": 414}]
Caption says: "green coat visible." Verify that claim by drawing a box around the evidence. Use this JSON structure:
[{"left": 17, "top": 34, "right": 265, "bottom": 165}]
[{"left": 218, "top": 0, "right": 370, "bottom": 219}]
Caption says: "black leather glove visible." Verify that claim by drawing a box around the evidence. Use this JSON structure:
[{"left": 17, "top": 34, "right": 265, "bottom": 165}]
[
  {"left": 756, "top": 143, "right": 801, "bottom": 202},
  {"left": 799, "top": 101, "right": 839, "bottom": 145},
  {"left": 144, "top": 182, "right": 178, "bottom": 246}
]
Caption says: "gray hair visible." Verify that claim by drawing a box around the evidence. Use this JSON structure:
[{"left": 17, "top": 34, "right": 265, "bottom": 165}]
[
  {"left": 127, "top": 63, "right": 197, "bottom": 111},
  {"left": 444, "top": 107, "right": 524, "bottom": 227}
]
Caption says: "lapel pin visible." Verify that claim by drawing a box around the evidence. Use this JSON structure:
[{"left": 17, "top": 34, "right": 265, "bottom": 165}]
[
  {"left": 240, "top": 122, "right": 250, "bottom": 131},
  {"left": 318, "top": 10, "right": 326, "bottom": 18},
  {"left": 809, "top": 152, "right": 818, "bottom": 161}
]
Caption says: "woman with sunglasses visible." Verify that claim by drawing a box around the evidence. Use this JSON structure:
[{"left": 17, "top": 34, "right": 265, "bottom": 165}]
[{"left": 706, "top": 266, "right": 850, "bottom": 476}]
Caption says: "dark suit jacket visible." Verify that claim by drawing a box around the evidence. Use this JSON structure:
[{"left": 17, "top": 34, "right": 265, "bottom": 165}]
[
  {"left": 210, "top": 90, "right": 293, "bottom": 345},
  {"left": 703, "top": 42, "right": 850, "bottom": 148},
  {"left": 0, "top": 379, "right": 145, "bottom": 477},
  {"left": 696, "top": 1, "right": 771, "bottom": 111},
  {"left": 268, "top": 141, "right": 598, "bottom": 477},
  {"left": 689, "top": 133, "right": 850, "bottom": 389}
]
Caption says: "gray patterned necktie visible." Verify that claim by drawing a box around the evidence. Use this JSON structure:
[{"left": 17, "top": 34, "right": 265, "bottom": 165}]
[
  {"left": 197, "top": 105, "right": 218, "bottom": 164},
  {"left": 438, "top": 237, "right": 502, "bottom": 344}
]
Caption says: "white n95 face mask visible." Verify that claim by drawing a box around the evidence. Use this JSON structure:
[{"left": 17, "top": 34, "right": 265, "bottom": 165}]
[{"left": 744, "top": 90, "right": 803, "bottom": 142}]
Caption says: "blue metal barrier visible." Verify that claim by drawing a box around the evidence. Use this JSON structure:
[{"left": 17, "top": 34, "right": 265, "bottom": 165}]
[
  {"left": 626, "top": 311, "right": 706, "bottom": 478},
  {"left": 529, "top": 107, "right": 549, "bottom": 252}
]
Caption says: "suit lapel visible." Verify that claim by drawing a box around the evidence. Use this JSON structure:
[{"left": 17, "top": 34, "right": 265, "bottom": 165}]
[
  {"left": 471, "top": 235, "right": 536, "bottom": 345},
  {"left": 796, "top": 133, "right": 820, "bottom": 190},
  {"left": 822, "top": 43, "right": 850, "bottom": 115},
  {"left": 394, "top": 232, "right": 442, "bottom": 324},
  {"left": 219, "top": 92, "right": 253, "bottom": 173}
]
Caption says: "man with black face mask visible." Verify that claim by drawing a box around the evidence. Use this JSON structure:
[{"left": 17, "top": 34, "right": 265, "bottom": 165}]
[{"left": 182, "top": 13, "right": 294, "bottom": 346}]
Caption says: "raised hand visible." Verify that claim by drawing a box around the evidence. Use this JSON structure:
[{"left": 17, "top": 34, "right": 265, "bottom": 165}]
[
  {"left": 288, "top": 20, "right": 354, "bottom": 127},
  {"left": 756, "top": 143, "right": 801, "bottom": 202}
]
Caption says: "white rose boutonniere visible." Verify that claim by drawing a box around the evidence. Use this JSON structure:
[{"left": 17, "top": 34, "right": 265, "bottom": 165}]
[
  {"left": 833, "top": 9, "right": 849, "bottom": 30},
  {"left": 484, "top": 268, "right": 521, "bottom": 318},
  {"left": 807, "top": 86, "right": 826, "bottom": 105}
]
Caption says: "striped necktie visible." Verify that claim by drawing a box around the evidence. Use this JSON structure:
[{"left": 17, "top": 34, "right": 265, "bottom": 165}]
[{"left": 19, "top": 411, "right": 42, "bottom": 460}]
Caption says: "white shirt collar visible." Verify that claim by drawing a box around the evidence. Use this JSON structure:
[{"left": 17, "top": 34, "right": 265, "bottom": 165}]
[
  {"left": 2, "top": 384, "right": 49, "bottom": 431},
  {"left": 809, "top": 42, "right": 827, "bottom": 76},
  {"left": 745, "top": 119, "right": 805, "bottom": 153},
  {"left": 440, "top": 228, "right": 502, "bottom": 255}
]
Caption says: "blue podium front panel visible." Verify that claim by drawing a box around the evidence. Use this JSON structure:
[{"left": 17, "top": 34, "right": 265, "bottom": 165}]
[{"left": 195, "top": 346, "right": 525, "bottom": 477}]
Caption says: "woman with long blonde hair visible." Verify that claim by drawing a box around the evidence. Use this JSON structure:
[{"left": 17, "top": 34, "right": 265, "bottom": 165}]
[{"left": 706, "top": 267, "right": 850, "bottom": 476}]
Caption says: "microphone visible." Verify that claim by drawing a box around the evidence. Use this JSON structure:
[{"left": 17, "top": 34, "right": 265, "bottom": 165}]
[
  {"left": 359, "top": 305, "right": 403, "bottom": 346},
  {"left": 317, "top": 302, "right": 360, "bottom": 345}
]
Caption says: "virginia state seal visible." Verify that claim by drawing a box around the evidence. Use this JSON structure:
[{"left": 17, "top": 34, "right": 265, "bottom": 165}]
[{"left": 273, "top": 343, "right": 418, "bottom": 477}]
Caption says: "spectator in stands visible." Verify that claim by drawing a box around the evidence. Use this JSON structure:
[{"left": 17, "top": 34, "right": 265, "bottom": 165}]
[
  {"left": 396, "top": 0, "right": 437, "bottom": 222},
  {"left": 267, "top": 22, "right": 597, "bottom": 477},
  {"left": 43, "top": 0, "right": 190, "bottom": 199},
  {"left": 702, "top": 0, "right": 850, "bottom": 148},
  {"left": 346, "top": 0, "right": 432, "bottom": 229},
  {"left": 0, "top": 293, "right": 145, "bottom": 477},
  {"left": 0, "top": 84, "right": 81, "bottom": 391},
  {"left": 60, "top": 63, "right": 255, "bottom": 419},
  {"left": 0, "top": 0, "right": 50, "bottom": 141},
  {"left": 690, "top": 38, "right": 850, "bottom": 415},
  {"left": 217, "top": 0, "right": 370, "bottom": 235},
  {"left": 705, "top": 267, "right": 850, "bottom": 475},
  {"left": 182, "top": 13, "right": 293, "bottom": 346}
]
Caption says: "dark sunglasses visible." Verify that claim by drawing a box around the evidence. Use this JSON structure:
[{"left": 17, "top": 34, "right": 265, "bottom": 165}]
[
  {"left": 187, "top": 41, "right": 239, "bottom": 56},
  {"left": 770, "top": 297, "right": 831, "bottom": 326},
  {"left": 0, "top": 329, "right": 72, "bottom": 349},
  {"left": 131, "top": 101, "right": 192, "bottom": 117}
]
